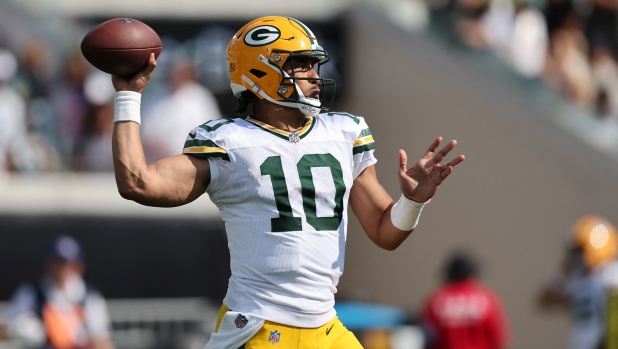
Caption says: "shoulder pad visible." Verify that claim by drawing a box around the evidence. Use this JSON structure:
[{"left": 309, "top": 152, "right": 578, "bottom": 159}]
[{"left": 183, "top": 118, "right": 239, "bottom": 161}]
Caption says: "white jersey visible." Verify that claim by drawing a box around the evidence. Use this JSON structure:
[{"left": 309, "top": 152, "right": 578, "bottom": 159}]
[
  {"left": 562, "top": 261, "right": 618, "bottom": 349},
  {"left": 183, "top": 112, "right": 376, "bottom": 327}
]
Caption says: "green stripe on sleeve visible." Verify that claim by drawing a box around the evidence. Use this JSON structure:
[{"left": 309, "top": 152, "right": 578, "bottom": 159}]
[
  {"left": 359, "top": 128, "right": 372, "bottom": 138},
  {"left": 353, "top": 142, "right": 376, "bottom": 155},
  {"left": 185, "top": 152, "right": 230, "bottom": 161},
  {"left": 183, "top": 139, "right": 222, "bottom": 149}
]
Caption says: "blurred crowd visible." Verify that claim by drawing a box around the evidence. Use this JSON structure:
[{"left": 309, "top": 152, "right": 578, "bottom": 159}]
[
  {"left": 0, "top": 1, "right": 617, "bottom": 174},
  {"left": 425, "top": 0, "right": 618, "bottom": 125},
  {"left": 0, "top": 30, "right": 228, "bottom": 176},
  {"left": 0, "top": 20, "right": 345, "bottom": 176}
]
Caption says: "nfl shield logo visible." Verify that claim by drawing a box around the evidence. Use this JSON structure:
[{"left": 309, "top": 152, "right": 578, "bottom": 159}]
[
  {"left": 288, "top": 131, "right": 300, "bottom": 143},
  {"left": 234, "top": 314, "right": 248, "bottom": 329},
  {"left": 269, "top": 330, "right": 281, "bottom": 344}
]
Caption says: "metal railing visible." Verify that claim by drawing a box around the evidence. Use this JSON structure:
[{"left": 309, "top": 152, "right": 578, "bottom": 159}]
[{"left": 0, "top": 298, "right": 221, "bottom": 349}]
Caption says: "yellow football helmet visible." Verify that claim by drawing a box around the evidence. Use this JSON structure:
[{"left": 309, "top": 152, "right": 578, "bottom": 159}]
[
  {"left": 572, "top": 215, "right": 618, "bottom": 269},
  {"left": 227, "top": 16, "right": 335, "bottom": 116}
]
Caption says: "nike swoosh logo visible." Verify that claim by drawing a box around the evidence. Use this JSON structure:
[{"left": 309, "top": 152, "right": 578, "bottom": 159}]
[
  {"left": 326, "top": 324, "right": 334, "bottom": 335},
  {"left": 189, "top": 131, "right": 196, "bottom": 139}
]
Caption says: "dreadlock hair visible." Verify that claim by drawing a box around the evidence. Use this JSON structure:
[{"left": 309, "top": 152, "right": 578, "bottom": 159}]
[{"left": 234, "top": 90, "right": 256, "bottom": 115}]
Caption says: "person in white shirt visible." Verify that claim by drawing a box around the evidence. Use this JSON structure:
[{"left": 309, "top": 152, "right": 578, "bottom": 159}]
[
  {"left": 0, "top": 48, "right": 35, "bottom": 176},
  {"left": 142, "top": 59, "right": 222, "bottom": 161}
]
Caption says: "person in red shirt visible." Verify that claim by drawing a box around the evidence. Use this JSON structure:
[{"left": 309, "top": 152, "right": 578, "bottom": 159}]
[{"left": 422, "top": 251, "right": 510, "bottom": 349}]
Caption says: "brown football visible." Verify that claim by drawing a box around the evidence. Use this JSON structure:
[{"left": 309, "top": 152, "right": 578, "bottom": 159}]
[{"left": 81, "top": 18, "right": 162, "bottom": 76}]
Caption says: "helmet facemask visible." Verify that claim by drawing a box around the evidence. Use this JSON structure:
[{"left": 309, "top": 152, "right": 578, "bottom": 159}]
[{"left": 268, "top": 49, "right": 336, "bottom": 116}]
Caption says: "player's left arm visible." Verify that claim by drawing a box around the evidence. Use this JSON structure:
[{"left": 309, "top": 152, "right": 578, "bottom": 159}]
[{"left": 349, "top": 137, "right": 464, "bottom": 250}]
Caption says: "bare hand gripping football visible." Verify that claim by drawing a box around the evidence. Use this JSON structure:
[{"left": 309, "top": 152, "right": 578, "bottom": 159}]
[{"left": 81, "top": 18, "right": 162, "bottom": 77}]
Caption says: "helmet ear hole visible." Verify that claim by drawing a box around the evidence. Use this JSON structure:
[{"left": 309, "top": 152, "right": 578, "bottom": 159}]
[{"left": 249, "top": 69, "right": 267, "bottom": 78}]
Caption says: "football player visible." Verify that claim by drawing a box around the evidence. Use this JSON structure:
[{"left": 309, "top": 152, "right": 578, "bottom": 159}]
[
  {"left": 110, "top": 16, "right": 464, "bottom": 349},
  {"left": 538, "top": 215, "right": 618, "bottom": 349}
]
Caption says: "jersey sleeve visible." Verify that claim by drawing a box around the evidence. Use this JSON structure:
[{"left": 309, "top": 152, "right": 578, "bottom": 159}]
[
  {"left": 182, "top": 129, "right": 230, "bottom": 162},
  {"left": 601, "top": 261, "right": 618, "bottom": 288},
  {"left": 182, "top": 119, "right": 234, "bottom": 194},
  {"left": 352, "top": 116, "right": 377, "bottom": 179}
]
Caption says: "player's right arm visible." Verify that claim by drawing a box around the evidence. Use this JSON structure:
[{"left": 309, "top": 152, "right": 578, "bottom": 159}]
[
  {"left": 111, "top": 54, "right": 211, "bottom": 207},
  {"left": 536, "top": 259, "right": 571, "bottom": 310}
]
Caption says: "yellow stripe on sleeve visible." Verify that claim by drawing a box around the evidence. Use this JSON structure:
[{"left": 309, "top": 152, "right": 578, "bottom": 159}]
[
  {"left": 354, "top": 135, "right": 374, "bottom": 146},
  {"left": 183, "top": 146, "right": 227, "bottom": 154}
]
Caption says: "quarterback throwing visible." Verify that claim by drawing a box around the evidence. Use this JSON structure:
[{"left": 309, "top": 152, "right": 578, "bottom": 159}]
[{"left": 111, "top": 16, "right": 464, "bottom": 349}]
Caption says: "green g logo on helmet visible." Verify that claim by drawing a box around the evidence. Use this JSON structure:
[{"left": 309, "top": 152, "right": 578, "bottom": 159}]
[{"left": 244, "top": 25, "right": 281, "bottom": 47}]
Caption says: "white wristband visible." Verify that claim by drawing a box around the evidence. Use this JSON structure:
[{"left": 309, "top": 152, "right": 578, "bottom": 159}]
[
  {"left": 114, "top": 91, "right": 142, "bottom": 124},
  {"left": 390, "top": 194, "right": 430, "bottom": 231}
]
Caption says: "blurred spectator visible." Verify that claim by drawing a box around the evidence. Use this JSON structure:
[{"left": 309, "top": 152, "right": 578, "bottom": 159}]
[
  {"left": 13, "top": 39, "right": 58, "bottom": 150},
  {"left": 71, "top": 71, "right": 116, "bottom": 172},
  {"left": 538, "top": 215, "right": 618, "bottom": 349},
  {"left": 11, "top": 39, "right": 52, "bottom": 102},
  {"left": 426, "top": 0, "right": 618, "bottom": 136},
  {"left": 5, "top": 38, "right": 62, "bottom": 173},
  {"left": 544, "top": 0, "right": 573, "bottom": 36},
  {"left": 379, "top": 0, "right": 430, "bottom": 32},
  {"left": 0, "top": 47, "right": 36, "bottom": 176},
  {"left": 479, "top": 0, "right": 515, "bottom": 59},
  {"left": 0, "top": 235, "right": 114, "bottom": 349},
  {"left": 455, "top": 0, "right": 492, "bottom": 49},
  {"left": 51, "top": 51, "right": 91, "bottom": 164},
  {"left": 508, "top": 2, "right": 548, "bottom": 79},
  {"left": 421, "top": 251, "right": 510, "bottom": 349},
  {"left": 584, "top": 0, "right": 618, "bottom": 60},
  {"left": 546, "top": 17, "right": 597, "bottom": 108},
  {"left": 445, "top": 0, "right": 549, "bottom": 81},
  {"left": 591, "top": 47, "right": 618, "bottom": 121},
  {"left": 142, "top": 59, "right": 222, "bottom": 161}
]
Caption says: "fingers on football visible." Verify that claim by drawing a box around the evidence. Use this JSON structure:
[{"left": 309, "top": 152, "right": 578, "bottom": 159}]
[
  {"left": 148, "top": 53, "right": 157, "bottom": 69},
  {"left": 422, "top": 137, "right": 443, "bottom": 160},
  {"left": 135, "top": 54, "right": 156, "bottom": 77},
  {"left": 142, "top": 53, "right": 157, "bottom": 77},
  {"left": 131, "top": 55, "right": 157, "bottom": 90}
]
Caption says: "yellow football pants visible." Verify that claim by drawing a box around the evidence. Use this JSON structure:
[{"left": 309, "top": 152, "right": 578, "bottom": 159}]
[{"left": 215, "top": 305, "right": 364, "bottom": 349}]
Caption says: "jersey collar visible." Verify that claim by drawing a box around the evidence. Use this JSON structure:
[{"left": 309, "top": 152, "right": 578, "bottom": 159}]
[{"left": 245, "top": 116, "right": 316, "bottom": 142}]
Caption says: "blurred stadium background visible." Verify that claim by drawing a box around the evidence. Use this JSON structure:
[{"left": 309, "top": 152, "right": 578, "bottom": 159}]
[{"left": 2, "top": 0, "right": 618, "bottom": 348}]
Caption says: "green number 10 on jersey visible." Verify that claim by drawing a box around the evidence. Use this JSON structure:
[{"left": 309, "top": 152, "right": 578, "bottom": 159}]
[{"left": 260, "top": 154, "right": 346, "bottom": 232}]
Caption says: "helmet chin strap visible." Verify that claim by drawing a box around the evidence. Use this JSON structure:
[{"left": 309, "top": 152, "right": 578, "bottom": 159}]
[
  {"left": 241, "top": 74, "right": 322, "bottom": 117},
  {"left": 294, "top": 86, "right": 321, "bottom": 116}
]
